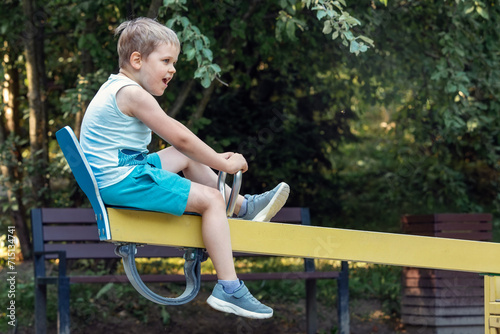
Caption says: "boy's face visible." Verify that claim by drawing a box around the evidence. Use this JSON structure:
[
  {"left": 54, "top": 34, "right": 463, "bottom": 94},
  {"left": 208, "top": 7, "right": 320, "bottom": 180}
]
[{"left": 137, "top": 43, "right": 179, "bottom": 96}]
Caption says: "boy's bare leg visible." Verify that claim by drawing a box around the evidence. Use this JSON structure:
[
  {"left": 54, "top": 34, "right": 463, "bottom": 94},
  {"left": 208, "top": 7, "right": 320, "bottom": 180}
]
[
  {"left": 157, "top": 146, "right": 276, "bottom": 318},
  {"left": 156, "top": 147, "right": 238, "bottom": 280},
  {"left": 157, "top": 146, "right": 244, "bottom": 213},
  {"left": 185, "top": 182, "right": 237, "bottom": 281}
]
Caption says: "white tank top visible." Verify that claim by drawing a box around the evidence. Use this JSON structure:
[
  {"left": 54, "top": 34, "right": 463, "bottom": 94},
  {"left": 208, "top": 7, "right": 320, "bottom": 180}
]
[{"left": 80, "top": 74, "right": 152, "bottom": 189}]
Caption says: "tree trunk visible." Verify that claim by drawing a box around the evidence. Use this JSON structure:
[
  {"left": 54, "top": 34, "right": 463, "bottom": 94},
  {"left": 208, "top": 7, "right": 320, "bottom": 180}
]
[
  {"left": 71, "top": 18, "right": 97, "bottom": 207},
  {"left": 168, "top": 79, "right": 196, "bottom": 118},
  {"left": 147, "top": 0, "right": 163, "bottom": 18},
  {"left": 73, "top": 18, "right": 96, "bottom": 140},
  {"left": 184, "top": 0, "right": 262, "bottom": 123},
  {"left": 187, "top": 82, "right": 216, "bottom": 127},
  {"left": 23, "top": 0, "right": 50, "bottom": 210},
  {"left": 1, "top": 47, "right": 30, "bottom": 259}
]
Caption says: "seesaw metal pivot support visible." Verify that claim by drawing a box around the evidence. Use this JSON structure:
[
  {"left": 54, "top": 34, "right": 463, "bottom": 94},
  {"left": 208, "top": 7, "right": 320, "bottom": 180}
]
[{"left": 115, "top": 244, "right": 207, "bottom": 305}]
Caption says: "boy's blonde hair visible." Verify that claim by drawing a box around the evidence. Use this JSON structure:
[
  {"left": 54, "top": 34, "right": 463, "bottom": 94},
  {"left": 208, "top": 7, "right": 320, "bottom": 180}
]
[{"left": 115, "top": 17, "right": 180, "bottom": 68}]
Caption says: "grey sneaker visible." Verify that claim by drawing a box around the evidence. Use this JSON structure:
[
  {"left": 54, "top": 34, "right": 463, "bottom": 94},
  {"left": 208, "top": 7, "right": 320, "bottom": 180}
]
[
  {"left": 239, "top": 182, "right": 290, "bottom": 222},
  {"left": 206, "top": 281, "right": 273, "bottom": 319}
]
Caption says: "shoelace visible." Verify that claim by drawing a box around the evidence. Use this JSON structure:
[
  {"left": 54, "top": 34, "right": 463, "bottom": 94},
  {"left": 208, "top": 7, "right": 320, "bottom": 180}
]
[
  {"left": 243, "top": 291, "right": 261, "bottom": 304},
  {"left": 249, "top": 189, "right": 271, "bottom": 202}
]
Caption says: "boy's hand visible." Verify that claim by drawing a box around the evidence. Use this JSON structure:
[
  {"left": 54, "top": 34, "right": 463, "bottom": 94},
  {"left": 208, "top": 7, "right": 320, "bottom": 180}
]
[{"left": 221, "top": 152, "right": 248, "bottom": 174}]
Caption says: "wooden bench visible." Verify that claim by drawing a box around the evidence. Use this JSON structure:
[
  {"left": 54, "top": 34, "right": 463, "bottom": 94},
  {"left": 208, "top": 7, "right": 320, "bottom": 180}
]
[{"left": 33, "top": 206, "right": 349, "bottom": 334}]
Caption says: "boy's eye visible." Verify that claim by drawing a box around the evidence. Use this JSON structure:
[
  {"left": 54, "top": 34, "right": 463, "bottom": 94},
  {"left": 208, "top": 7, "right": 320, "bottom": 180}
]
[{"left": 162, "top": 59, "right": 176, "bottom": 66}]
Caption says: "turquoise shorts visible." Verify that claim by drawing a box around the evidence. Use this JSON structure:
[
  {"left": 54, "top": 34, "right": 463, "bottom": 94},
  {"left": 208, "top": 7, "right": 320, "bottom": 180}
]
[{"left": 100, "top": 153, "right": 191, "bottom": 216}]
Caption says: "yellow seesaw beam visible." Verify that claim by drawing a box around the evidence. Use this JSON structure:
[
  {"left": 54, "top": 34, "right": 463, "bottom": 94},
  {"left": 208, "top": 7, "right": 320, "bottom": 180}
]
[{"left": 107, "top": 208, "right": 500, "bottom": 275}]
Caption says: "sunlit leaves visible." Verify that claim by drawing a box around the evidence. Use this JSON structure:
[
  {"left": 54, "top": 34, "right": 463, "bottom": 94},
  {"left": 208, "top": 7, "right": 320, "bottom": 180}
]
[{"left": 307, "top": 0, "right": 373, "bottom": 55}]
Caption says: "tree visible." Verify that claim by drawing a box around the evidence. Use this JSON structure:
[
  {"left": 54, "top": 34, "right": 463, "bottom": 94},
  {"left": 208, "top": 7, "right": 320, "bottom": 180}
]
[
  {"left": 332, "top": 0, "right": 500, "bottom": 229},
  {"left": 1, "top": 0, "right": 368, "bottom": 258},
  {"left": 1, "top": 1, "right": 31, "bottom": 257},
  {"left": 3, "top": 0, "right": 500, "bottom": 261},
  {"left": 23, "top": 0, "right": 50, "bottom": 216}
]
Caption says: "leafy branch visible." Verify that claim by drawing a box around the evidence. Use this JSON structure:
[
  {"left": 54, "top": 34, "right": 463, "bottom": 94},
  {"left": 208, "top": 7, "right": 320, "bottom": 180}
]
[
  {"left": 280, "top": 0, "right": 374, "bottom": 55},
  {"left": 162, "top": 0, "right": 374, "bottom": 89},
  {"left": 162, "top": 0, "right": 221, "bottom": 88}
]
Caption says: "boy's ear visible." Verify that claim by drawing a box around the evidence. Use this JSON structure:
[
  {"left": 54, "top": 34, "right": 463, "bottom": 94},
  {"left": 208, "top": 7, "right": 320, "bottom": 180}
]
[{"left": 129, "top": 51, "right": 142, "bottom": 70}]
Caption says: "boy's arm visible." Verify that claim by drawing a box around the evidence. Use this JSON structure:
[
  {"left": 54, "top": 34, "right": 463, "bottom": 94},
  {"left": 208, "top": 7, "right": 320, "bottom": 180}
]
[{"left": 117, "top": 85, "right": 247, "bottom": 174}]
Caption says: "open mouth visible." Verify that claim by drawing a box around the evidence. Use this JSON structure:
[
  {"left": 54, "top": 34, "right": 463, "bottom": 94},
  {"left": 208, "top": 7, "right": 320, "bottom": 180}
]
[{"left": 162, "top": 78, "right": 169, "bottom": 86}]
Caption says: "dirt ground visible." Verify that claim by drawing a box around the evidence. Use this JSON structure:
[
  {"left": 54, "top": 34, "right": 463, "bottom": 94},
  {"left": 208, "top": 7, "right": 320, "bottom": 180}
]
[
  {"left": 56, "top": 295, "right": 405, "bottom": 334},
  {"left": 62, "top": 291, "right": 407, "bottom": 334},
  {"left": 14, "top": 260, "right": 415, "bottom": 334}
]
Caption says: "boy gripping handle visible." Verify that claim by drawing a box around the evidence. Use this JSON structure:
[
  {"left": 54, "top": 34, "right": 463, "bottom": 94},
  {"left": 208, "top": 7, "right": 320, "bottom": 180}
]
[{"left": 80, "top": 17, "right": 289, "bottom": 319}]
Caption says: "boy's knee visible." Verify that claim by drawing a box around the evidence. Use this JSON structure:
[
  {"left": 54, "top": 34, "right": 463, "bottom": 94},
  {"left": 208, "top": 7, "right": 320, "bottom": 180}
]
[
  {"left": 189, "top": 185, "right": 225, "bottom": 213},
  {"left": 204, "top": 187, "right": 226, "bottom": 209}
]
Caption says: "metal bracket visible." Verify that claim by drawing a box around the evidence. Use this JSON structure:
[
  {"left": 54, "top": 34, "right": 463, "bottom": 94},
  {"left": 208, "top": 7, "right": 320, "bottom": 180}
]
[{"left": 115, "top": 244, "right": 206, "bottom": 305}]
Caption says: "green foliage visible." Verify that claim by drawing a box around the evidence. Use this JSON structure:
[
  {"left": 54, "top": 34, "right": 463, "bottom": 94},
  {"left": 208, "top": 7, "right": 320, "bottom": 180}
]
[
  {"left": 60, "top": 70, "right": 109, "bottom": 118},
  {"left": 275, "top": 0, "right": 374, "bottom": 55},
  {"left": 315, "top": 0, "right": 500, "bottom": 230},
  {"left": 348, "top": 264, "right": 401, "bottom": 316},
  {"left": 71, "top": 281, "right": 168, "bottom": 325},
  {"left": 2, "top": 0, "right": 500, "bottom": 259},
  {"left": 163, "top": 0, "right": 222, "bottom": 88},
  {"left": 162, "top": 0, "right": 370, "bottom": 89},
  {"left": 0, "top": 134, "right": 28, "bottom": 216},
  {"left": 0, "top": 274, "right": 39, "bottom": 332},
  {"left": 309, "top": 0, "right": 374, "bottom": 55},
  {"left": 1, "top": 0, "right": 372, "bottom": 234}
]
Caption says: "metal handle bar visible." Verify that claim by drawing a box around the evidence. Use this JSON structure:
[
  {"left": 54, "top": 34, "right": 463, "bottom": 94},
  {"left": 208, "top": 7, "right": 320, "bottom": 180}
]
[{"left": 217, "top": 170, "right": 242, "bottom": 217}]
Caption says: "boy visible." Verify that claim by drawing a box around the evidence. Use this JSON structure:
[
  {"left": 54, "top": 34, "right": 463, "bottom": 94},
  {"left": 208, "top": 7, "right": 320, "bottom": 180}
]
[{"left": 80, "top": 17, "right": 289, "bottom": 319}]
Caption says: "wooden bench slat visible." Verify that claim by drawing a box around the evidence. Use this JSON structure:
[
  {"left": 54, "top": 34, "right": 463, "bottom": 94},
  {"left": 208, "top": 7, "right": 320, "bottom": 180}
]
[
  {"left": 67, "top": 271, "right": 340, "bottom": 284},
  {"left": 237, "top": 271, "right": 340, "bottom": 280},
  {"left": 433, "top": 213, "right": 492, "bottom": 222},
  {"left": 403, "top": 222, "right": 492, "bottom": 233},
  {"left": 403, "top": 268, "right": 481, "bottom": 279},
  {"left": 434, "top": 232, "right": 492, "bottom": 240},
  {"left": 41, "top": 208, "right": 96, "bottom": 224},
  {"left": 69, "top": 275, "right": 187, "bottom": 284},
  {"left": 43, "top": 243, "right": 118, "bottom": 259},
  {"left": 43, "top": 243, "right": 186, "bottom": 259},
  {"left": 404, "top": 231, "right": 492, "bottom": 241},
  {"left": 43, "top": 226, "right": 100, "bottom": 241},
  {"left": 271, "top": 207, "right": 302, "bottom": 223},
  {"left": 402, "top": 213, "right": 492, "bottom": 223},
  {"left": 39, "top": 207, "right": 304, "bottom": 224}
]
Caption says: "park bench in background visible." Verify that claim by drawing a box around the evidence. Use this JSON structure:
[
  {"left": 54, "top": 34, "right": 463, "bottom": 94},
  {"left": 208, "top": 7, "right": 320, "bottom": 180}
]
[{"left": 33, "top": 206, "right": 349, "bottom": 334}]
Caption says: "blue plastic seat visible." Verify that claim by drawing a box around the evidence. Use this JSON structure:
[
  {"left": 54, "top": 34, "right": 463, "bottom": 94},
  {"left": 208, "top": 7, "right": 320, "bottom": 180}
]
[{"left": 56, "top": 126, "right": 110, "bottom": 240}]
